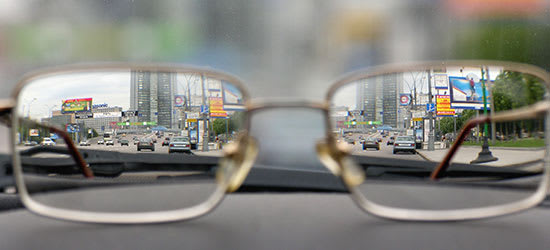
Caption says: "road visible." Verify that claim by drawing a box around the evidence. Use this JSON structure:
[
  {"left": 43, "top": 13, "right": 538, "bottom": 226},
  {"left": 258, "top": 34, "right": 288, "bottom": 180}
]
[
  {"left": 346, "top": 133, "right": 425, "bottom": 161},
  {"left": 17, "top": 133, "right": 224, "bottom": 157},
  {"left": 83, "top": 135, "right": 224, "bottom": 157}
]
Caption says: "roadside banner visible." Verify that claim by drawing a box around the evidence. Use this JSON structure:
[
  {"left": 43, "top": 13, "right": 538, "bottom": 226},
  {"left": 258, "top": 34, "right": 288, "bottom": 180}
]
[
  {"left": 209, "top": 97, "right": 227, "bottom": 118},
  {"left": 436, "top": 95, "right": 455, "bottom": 116}
]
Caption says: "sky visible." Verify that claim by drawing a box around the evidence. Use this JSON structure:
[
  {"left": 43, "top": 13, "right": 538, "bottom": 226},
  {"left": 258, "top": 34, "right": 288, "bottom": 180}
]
[
  {"left": 18, "top": 72, "right": 131, "bottom": 119},
  {"left": 18, "top": 71, "right": 237, "bottom": 120}
]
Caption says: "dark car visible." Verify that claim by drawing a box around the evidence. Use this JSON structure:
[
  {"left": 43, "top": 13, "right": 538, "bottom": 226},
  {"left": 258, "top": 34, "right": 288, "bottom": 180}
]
[
  {"left": 362, "top": 137, "right": 380, "bottom": 150},
  {"left": 137, "top": 138, "right": 155, "bottom": 151},
  {"left": 387, "top": 136, "right": 395, "bottom": 145},
  {"left": 120, "top": 139, "right": 129, "bottom": 146},
  {"left": 162, "top": 137, "right": 170, "bottom": 146}
]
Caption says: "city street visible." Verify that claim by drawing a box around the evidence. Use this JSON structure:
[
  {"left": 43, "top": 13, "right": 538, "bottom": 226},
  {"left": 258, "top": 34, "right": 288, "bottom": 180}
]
[
  {"left": 347, "top": 134, "right": 425, "bottom": 161},
  {"left": 17, "top": 133, "right": 225, "bottom": 157}
]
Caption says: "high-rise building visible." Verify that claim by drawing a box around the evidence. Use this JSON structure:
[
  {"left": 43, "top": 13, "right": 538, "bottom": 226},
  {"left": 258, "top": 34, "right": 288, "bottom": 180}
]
[
  {"left": 130, "top": 70, "right": 177, "bottom": 128},
  {"left": 356, "top": 73, "right": 403, "bottom": 128}
]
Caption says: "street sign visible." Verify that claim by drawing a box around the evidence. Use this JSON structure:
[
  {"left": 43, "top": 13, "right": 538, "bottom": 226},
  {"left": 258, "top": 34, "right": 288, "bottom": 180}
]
[
  {"left": 174, "top": 95, "right": 185, "bottom": 107},
  {"left": 426, "top": 103, "right": 435, "bottom": 112},
  {"left": 200, "top": 105, "right": 209, "bottom": 114},
  {"left": 412, "top": 117, "right": 423, "bottom": 122},
  {"left": 399, "top": 94, "right": 411, "bottom": 106}
]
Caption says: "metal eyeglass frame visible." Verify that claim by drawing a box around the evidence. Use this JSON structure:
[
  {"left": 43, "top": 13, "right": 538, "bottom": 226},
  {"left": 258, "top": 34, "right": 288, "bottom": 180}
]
[{"left": 0, "top": 60, "right": 547, "bottom": 223}]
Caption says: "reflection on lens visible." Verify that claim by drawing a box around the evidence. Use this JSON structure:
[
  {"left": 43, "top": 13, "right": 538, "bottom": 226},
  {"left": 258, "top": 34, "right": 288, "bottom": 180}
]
[
  {"left": 330, "top": 64, "right": 547, "bottom": 211},
  {"left": 16, "top": 69, "right": 246, "bottom": 213}
]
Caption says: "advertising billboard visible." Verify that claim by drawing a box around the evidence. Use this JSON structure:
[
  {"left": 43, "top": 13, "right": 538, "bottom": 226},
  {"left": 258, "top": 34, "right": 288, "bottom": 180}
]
[
  {"left": 209, "top": 97, "right": 228, "bottom": 118},
  {"left": 61, "top": 98, "right": 92, "bottom": 114},
  {"left": 29, "top": 129, "right": 39, "bottom": 137},
  {"left": 449, "top": 77, "right": 490, "bottom": 110},
  {"left": 436, "top": 95, "right": 455, "bottom": 116},
  {"left": 222, "top": 82, "right": 245, "bottom": 110}
]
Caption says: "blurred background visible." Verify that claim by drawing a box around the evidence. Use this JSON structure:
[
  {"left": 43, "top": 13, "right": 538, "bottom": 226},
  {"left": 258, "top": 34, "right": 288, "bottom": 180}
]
[{"left": 0, "top": 0, "right": 549, "bottom": 152}]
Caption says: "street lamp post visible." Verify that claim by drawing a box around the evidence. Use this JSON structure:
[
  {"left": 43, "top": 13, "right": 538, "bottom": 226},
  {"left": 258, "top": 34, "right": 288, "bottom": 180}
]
[
  {"left": 27, "top": 98, "right": 37, "bottom": 118},
  {"left": 471, "top": 66, "right": 498, "bottom": 164},
  {"left": 201, "top": 74, "right": 209, "bottom": 152},
  {"left": 427, "top": 70, "right": 435, "bottom": 151}
]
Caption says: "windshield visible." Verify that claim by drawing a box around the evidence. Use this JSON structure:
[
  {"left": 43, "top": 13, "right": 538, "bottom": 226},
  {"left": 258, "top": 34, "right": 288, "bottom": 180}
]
[
  {"left": 396, "top": 136, "right": 413, "bottom": 141},
  {"left": 172, "top": 137, "right": 189, "bottom": 142},
  {"left": 1, "top": 0, "right": 549, "bottom": 225}
]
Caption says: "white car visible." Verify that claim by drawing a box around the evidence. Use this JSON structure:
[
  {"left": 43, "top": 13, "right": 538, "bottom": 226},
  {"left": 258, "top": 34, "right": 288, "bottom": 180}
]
[
  {"left": 79, "top": 140, "right": 91, "bottom": 146},
  {"left": 40, "top": 138, "right": 55, "bottom": 146},
  {"left": 105, "top": 139, "right": 114, "bottom": 146},
  {"left": 97, "top": 139, "right": 104, "bottom": 145}
]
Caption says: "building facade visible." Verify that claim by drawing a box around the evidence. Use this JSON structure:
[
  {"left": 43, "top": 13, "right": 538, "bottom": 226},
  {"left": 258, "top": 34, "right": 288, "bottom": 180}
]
[{"left": 130, "top": 70, "right": 177, "bottom": 128}]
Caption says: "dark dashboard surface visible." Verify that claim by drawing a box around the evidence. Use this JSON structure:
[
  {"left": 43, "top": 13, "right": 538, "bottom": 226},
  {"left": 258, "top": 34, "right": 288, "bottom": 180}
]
[{"left": 2, "top": 193, "right": 550, "bottom": 250}]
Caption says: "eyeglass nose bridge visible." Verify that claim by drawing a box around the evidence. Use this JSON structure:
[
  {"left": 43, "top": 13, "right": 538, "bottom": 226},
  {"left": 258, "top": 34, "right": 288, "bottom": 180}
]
[{"left": 220, "top": 99, "right": 365, "bottom": 191}]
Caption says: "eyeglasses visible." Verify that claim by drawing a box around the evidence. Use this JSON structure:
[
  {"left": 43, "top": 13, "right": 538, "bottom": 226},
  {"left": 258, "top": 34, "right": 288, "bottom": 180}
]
[{"left": 0, "top": 60, "right": 548, "bottom": 223}]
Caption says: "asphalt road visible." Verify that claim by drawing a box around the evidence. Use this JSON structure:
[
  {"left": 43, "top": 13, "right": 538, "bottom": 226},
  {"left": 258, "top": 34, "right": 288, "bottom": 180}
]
[
  {"left": 347, "top": 133, "right": 424, "bottom": 162},
  {"left": 81, "top": 135, "right": 224, "bottom": 157}
]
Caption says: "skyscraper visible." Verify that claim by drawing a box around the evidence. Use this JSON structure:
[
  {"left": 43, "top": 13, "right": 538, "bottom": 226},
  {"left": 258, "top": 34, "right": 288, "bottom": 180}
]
[
  {"left": 356, "top": 73, "right": 403, "bottom": 128},
  {"left": 130, "top": 70, "right": 177, "bottom": 128}
]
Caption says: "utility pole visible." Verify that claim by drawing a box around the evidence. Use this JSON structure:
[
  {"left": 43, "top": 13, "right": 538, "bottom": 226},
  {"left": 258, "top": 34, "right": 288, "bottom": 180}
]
[
  {"left": 201, "top": 74, "right": 209, "bottom": 152},
  {"left": 427, "top": 70, "right": 434, "bottom": 151}
]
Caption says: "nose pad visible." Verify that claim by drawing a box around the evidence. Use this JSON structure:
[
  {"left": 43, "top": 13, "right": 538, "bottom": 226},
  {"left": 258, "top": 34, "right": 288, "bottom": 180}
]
[
  {"left": 316, "top": 140, "right": 365, "bottom": 187},
  {"left": 216, "top": 136, "right": 259, "bottom": 192}
]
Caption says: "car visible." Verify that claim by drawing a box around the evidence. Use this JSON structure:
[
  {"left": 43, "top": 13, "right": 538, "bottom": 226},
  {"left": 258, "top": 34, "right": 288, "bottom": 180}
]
[
  {"left": 152, "top": 137, "right": 157, "bottom": 143},
  {"left": 79, "top": 140, "right": 91, "bottom": 146},
  {"left": 168, "top": 137, "right": 191, "bottom": 154},
  {"left": 387, "top": 136, "right": 395, "bottom": 145},
  {"left": 162, "top": 137, "right": 170, "bottom": 146},
  {"left": 376, "top": 137, "right": 382, "bottom": 143},
  {"left": 137, "top": 138, "right": 155, "bottom": 151},
  {"left": 393, "top": 136, "right": 416, "bottom": 154},
  {"left": 97, "top": 139, "right": 104, "bottom": 145},
  {"left": 105, "top": 139, "right": 114, "bottom": 146},
  {"left": 134, "top": 139, "right": 139, "bottom": 145},
  {"left": 23, "top": 141, "right": 38, "bottom": 146},
  {"left": 362, "top": 137, "right": 380, "bottom": 150},
  {"left": 119, "top": 139, "right": 129, "bottom": 146},
  {"left": 40, "top": 137, "right": 55, "bottom": 146}
]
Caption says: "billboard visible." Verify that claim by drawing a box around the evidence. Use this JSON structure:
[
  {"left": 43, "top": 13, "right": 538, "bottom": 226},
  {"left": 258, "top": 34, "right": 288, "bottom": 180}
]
[
  {"left": 222, "top": 82, "right": 245, "bottom": 110},
  {"left": 436, "top": 95, "right": 455, "bottom": 116},
  {"left": 62, "top": 98, "right": 92, "bottom": 114},
  {"left": 29, "top": 129, "right": 39, "bottom": 137},
  {"left": 209, "top": 97, "right": 228, "bottom": 118},
  {"left": 449, "top": 76, "right": 490, "bottom": 110}
]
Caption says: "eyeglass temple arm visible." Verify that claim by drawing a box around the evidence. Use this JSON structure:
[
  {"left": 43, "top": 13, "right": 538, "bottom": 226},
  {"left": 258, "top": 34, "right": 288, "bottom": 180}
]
[
  {"left": 0, "top": 99, "right": 93, "bottom": 179},
  {"left": 430, "top": 101, "right": 550, "bottom": 180}
]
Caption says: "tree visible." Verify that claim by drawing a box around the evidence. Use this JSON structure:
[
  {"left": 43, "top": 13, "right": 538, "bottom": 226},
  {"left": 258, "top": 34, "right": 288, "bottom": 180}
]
[
  {"left": 210, "top": 111, "right": 247, "bottom": 136},
  {"left": 438, "top": 110, "right": 476, "bottom": 136}
]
